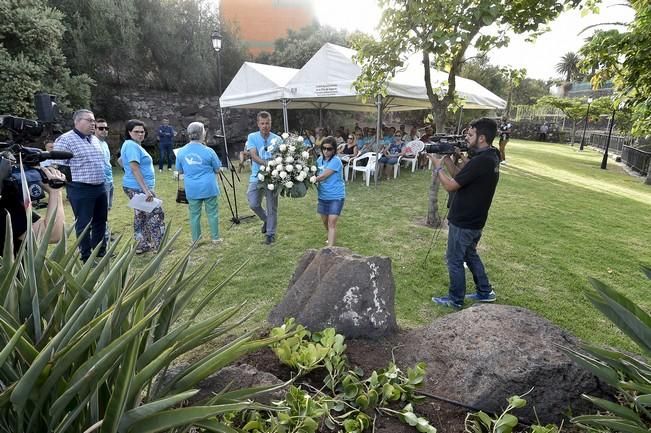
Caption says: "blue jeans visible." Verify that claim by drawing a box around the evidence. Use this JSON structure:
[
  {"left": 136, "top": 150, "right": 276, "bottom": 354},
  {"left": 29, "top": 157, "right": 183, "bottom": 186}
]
[
  {"left": 446, "top": 222, "right": 492, "bottom": 304},
  {"left": 247, "top": 182, "right": 278, "bottom": 236},
  {"left": 159, "top": 143, "right": 173, "bottom": 169},
  {"left": 66, "top": 182, "right": 108, "bottom": 261}
]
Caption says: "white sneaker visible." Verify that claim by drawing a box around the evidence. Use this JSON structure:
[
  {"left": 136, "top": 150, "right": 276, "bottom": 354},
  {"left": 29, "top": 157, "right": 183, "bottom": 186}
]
[
  {"left": 500, "top": 160, "right": 507, "bottom": 165},
  {"left": 212, "top": 238, "right": 223, "bottom": 244}
]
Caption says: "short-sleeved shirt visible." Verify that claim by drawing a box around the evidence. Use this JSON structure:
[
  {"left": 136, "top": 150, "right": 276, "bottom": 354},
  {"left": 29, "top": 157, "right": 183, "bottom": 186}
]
[
  {"left": 53, "top": 129, "right": 106, "bottom": 185},
  {"left": 316, "top": 155, "right": 345, "bottom": 200},
  {"left": 175, "top": 141, "right": 222, "bottom": 200},
  {"left": 121, "top": 139, "right": 155, "bottom": 190},
  {"left": 448, "top": 147, "right": 500, "bottom": 230},
  {"left": 98, "top": 140, "right": 113, "bottom": 184},
  {"left": 246, "top": 131, "right": 281, "bottom": 183}
]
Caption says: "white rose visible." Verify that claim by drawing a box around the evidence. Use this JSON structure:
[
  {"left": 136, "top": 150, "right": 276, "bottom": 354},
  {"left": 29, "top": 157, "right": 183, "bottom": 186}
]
[
  {"left": 298, "top": 136, "right": 304, "bottom": 142},
  {"left": 279, "top": 171, "right": 288, "bottom": 179},
  {"left": 302, "top": 151, "right": 310, "bottom": 158},
  {"left": 310, "top": 176, "right": 317, "bottom": 183},
  {"left": 276, "top": 164, "right": 284, "bottom": 172},
  {"left": 284, "top": 181, "right": 294, "bottom": 189},
  {"left": 267, "top": 184, "right": 275, "bottom": 191},
  {"left": 282, "top": 132, "right": 289, "bottom": 139},
  {"left": 257, "top": 173, "right": 265, "bottom": 181},
  {"left": 275, "top": 156, "right": 283, "bottom": 164},
  {"left": 288, "top": 145, "right": 296, "bottom": 153},
  {"left": 271, "top": 170, "right": 279, "bottom": 177},
  {"left": 303, "top": 166, "right": 309, "bottom": 172},
  {"left": 285, "top": 156, "right": 294, "bottom": 163},
  {"left": 310, "top": 165, "right": 317, "bottom": 172},
  {"left": 268, "top": 159, "right": 276, "bottom": 167},
  {"left": 285, "top": 164, "right": 293, "bottom": 172},
  {"left": 296, "top": 164, "right": 302, "bottom": 171},
  {"left": 279, "top": 144, "right": 287, "bottom": 152},
  {"left": 297, "top": 173, "right": 305, "bottom": 182}
]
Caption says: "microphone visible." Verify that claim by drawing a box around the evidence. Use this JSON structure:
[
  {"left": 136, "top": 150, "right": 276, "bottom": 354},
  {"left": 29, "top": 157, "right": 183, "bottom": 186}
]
[{"left": 41, "top": 150, "right": 74, "bottom": 160}]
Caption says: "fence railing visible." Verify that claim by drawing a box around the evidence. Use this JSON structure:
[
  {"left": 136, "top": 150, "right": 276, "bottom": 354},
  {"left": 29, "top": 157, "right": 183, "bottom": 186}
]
[
  {"left": 586, "top": 133, "right": 650, "bottom": 175},
  {"left": 622, "top": 146, "right": 651, "bottom": 175},
  {"left": 589, "top": 133, "right": 635, "bottom": 154}
]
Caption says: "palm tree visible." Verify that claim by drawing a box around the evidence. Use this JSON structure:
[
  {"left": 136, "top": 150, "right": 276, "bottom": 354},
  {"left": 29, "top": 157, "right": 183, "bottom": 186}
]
[{"left": 555, "top": 52, "right": 581, "bottom": 82}]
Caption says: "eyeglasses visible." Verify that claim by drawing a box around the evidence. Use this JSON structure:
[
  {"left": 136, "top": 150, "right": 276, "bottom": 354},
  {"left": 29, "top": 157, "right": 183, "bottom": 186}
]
[
  {"left": 322, "top": 147, "right": 335, "bottom": 151},
  {"left": 97, "top": 126, "right": 109, "bottom": 131}
]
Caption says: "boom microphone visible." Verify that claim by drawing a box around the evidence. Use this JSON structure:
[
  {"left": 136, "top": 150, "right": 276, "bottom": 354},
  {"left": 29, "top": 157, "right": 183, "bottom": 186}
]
[{"left": 41, "top": 150, "right": 74, "bottom": 160}]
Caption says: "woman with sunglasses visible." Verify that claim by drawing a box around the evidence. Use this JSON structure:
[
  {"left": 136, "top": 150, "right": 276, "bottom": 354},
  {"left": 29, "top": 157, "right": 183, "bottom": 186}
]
[
  {"left": 121, "top": 119, "right": 166, "bottom": 254},
  {"left": 314, "top": 136, "right": 345, "bottom": 247}
]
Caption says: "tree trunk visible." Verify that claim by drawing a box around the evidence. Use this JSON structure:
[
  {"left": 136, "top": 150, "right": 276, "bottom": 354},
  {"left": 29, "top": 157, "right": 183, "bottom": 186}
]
[
  {"left": 570, "top": 120, "right": 577, "bottom": 146},
  {"left": 645, "top": 167, "right": 651, "bottom": 185},
  {"left": 426, "top": 171, "right": 442, "bottom": 227}
]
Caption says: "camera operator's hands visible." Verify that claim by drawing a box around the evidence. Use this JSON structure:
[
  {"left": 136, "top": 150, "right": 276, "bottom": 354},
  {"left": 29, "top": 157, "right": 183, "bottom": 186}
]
[
  {"left": 41, "top": 167, "right": 66, "bottom": 192},
  {"left": 425, "top": 153, "right": 443, "bottom": 169}
]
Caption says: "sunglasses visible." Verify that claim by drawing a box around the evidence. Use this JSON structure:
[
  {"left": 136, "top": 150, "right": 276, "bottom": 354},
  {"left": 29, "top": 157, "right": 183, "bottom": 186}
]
[
  {"left": 132, "top": 130, "right": 146, "bottom": 134},
  {"left": 322, "top": 147, "right": 335, "bottom": 151},
  {"left": 97, "top": 126, "right": 109, "bottom": 131},
  {"left": 347, "top": 137, "right": 354, "bottom": 140}
]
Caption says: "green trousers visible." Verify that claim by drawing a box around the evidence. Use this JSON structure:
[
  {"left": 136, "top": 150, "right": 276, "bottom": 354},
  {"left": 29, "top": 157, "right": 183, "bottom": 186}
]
[{"left": 187, "top": 196, "right": 219, "bottom": 241}]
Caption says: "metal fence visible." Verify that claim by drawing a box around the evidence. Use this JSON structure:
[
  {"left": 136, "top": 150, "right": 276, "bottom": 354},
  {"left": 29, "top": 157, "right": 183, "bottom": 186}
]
[{"left": 588, "top": 133, "right": 650, "bottom": 175}]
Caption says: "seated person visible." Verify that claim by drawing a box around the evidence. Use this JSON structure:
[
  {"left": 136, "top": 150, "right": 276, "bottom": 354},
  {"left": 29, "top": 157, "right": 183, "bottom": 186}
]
[
  {"left": 378, "top": 134, "right": 405, "bottom": 179},
  {"left": 338, "top": 134, "right": 359, "bottom": 164},
  {"left": 0, "top": 163, "right": 66, "bottom": 256}
]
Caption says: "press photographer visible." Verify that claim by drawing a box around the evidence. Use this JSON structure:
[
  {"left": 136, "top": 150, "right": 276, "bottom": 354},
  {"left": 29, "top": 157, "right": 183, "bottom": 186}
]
[{"left": 426, "top": 117, "right": 500, "bottom": 310}]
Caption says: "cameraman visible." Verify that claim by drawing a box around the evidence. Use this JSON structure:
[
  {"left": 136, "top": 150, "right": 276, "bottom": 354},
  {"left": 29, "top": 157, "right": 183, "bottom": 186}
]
[
  {"left": 426, "top": 118, "right": 500, "bottom": 310},
  {"left": 0, "top": 165, "right": 66, "bottom": 256}
]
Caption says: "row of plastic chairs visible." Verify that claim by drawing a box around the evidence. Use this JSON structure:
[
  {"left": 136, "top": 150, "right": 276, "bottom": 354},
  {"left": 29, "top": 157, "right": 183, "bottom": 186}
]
[{"left": 340, "top": 140, "right": 425, "bottom": 186}]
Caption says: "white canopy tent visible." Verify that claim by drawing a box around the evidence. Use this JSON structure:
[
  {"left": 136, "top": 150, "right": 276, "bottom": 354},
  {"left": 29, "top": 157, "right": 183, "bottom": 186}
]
[{"left": 219, "top": 62, "right": 299, "bottom": 131}]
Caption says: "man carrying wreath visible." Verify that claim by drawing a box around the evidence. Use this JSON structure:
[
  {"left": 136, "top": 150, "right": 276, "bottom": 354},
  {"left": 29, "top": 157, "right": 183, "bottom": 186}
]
[{"left": 246, "top": 111, "right": 281, "bottom": 245}]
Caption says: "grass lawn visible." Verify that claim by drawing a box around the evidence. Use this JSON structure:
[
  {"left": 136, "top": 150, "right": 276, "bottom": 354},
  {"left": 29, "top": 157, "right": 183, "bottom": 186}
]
[{"left": 66, "top": 139, "right": 651, "bottom": 352}]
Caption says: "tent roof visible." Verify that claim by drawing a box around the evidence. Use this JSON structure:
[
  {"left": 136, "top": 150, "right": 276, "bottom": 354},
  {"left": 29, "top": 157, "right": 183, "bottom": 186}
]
[
  {"left": 220, "top": 43, "right": 506, "bottom": 111},
  {"left": 219, "top": 62, "right": 298, "bottom": 109}
]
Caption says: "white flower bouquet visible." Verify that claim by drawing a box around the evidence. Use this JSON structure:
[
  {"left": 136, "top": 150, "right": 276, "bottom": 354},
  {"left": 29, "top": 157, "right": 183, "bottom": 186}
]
[{"left": 257, "top": 133, "right": 317, "bottom": 198}]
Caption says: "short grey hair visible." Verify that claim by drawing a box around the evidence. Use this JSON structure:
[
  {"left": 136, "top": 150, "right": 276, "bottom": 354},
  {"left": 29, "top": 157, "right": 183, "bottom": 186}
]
[
  {"left": 73, "top": 109, "right": 93, "bottom": 122},
  {"left": 187, "top": 122, "right": 205, "bottom": 141}
]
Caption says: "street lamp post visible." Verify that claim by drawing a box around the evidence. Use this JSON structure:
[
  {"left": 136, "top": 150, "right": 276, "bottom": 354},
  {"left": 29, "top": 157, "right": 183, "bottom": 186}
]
[
  {"left": 579, "top": 97, "right": 592, "bottom": 151},
  {"left": 601, "top": 102, "right": 624, "bottom": 170}
]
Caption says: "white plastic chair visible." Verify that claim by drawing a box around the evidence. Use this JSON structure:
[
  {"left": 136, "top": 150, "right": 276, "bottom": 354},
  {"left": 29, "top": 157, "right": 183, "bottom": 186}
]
[
  {"left": 399, "top": 140, "right": 424, "bottom": 172},
  {"left": 351, "top": 152, "right": 378, "bottom": 186},
  {"left": 340, "top": 154, "right": 356, "bottom": 182}
]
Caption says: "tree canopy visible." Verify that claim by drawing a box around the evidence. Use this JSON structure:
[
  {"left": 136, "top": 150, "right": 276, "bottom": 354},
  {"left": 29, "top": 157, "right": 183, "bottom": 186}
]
[
  {"left": 579, "top": 1, "right": 651, "bottom": 135},
  {"left": 255, "top": 22, "right": 352, "bottom": 69},
  {"left": 0, "top": 0, "right": 93, "bottom": 117}
]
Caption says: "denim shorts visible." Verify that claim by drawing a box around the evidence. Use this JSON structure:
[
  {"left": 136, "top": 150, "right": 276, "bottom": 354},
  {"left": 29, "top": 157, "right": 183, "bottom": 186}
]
[{"left": 317, "top": 198, "right": 345, "bottom": 216}]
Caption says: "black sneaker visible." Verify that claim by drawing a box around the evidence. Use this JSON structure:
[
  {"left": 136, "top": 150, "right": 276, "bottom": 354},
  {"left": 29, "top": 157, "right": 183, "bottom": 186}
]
[
  {"left": 265, "top": 234, "right": 275, "bottom": 245},
  {"left": 261, "top": 222, "right": 267, "bottom": 234}
]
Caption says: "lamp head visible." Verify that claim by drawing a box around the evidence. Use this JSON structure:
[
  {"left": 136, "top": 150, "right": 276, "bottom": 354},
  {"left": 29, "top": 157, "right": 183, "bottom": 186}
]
[
  {"left": 587, "top": 97, "right": 593, "bottom": 104},
  {"left": 211, "top": 30, "right": 222, "bottom": 52}
]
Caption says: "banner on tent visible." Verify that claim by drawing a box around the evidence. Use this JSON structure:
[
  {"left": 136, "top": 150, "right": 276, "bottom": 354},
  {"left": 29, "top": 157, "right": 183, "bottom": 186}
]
[{"left": 315, "top": 84, "right": 338, "bottom": 96}]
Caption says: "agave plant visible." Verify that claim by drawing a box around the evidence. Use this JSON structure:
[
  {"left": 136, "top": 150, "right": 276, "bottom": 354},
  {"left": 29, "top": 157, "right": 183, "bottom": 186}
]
[
  {"left": 560, "top": 266, "right": 651, "bottom": 433},
  {"left": 0, "top": 216, "right": 283, "bottom": 433}
]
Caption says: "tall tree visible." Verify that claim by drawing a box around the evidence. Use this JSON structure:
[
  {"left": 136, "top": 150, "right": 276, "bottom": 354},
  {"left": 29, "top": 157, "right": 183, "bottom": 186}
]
[
  {"left": 501, "top": 67, "right": 527, "bottom": 117},
  {"left": 555, "top": 51, "right": 581, "bottom": 82},
  {"left": 352, "top": 0, "right": 581, "bottom": 227},
  {"left": 0, "top": 0, "right": 93, "bottom": 117},
  {"left": 255, "top": 22, "right": 352, "bottom": 69},
  {"left": 579, "top": 1, "right": 651, "bottom": 136},
  {"left": 536, "top": 95, "right": 591, "bottom": 145}
]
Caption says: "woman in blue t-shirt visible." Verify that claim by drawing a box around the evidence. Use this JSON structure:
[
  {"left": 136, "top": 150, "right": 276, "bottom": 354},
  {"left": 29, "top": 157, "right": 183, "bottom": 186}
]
[
  {"left": 121, "top": 119, "right": 165, "bottom": 254},
  {"left": 315, "top": 136, "right": 346, "bottom": 247},
  {"left": 175, "top": 122, "right": 223, "bottom": 244}
]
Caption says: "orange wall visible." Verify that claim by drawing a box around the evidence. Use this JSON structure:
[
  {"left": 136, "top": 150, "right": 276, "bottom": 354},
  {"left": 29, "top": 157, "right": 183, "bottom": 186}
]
[{"left": 222, "top": 0, "right": 315, "bottom": 55}]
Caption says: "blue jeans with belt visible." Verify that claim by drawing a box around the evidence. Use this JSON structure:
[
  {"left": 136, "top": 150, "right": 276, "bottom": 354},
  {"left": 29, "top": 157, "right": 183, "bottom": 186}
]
[
  {"left": 446, "top": 222, "right": 492, "bottom": 304},
  {"left": 66, "top": 182, "right": 108, "bottom": 261}
]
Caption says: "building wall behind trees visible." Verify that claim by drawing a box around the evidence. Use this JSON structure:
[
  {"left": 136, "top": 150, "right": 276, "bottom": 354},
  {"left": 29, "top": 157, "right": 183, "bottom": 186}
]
[{"left": 221, "top": 0, "right": 315, "bottom": 55}]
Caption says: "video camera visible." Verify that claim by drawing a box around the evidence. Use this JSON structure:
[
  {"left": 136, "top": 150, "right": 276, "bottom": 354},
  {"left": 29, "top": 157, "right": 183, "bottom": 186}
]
[
  {"left": 0, "top": 93, "right": 70, "bottom": 202},
  {"left": 424, "top": 135, "right": 468, "bottom": 155}
]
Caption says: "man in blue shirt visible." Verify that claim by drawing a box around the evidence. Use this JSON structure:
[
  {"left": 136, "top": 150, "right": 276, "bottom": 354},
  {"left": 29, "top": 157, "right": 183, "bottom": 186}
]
[
  {"left": 95, "top": 118, "right": 113, "bottom": 243},
  {"left": 246, "top": 111, "right": 280, "bottom": 244},
  {"left": 157, "top": 118, "right": 176, "bottom": 171},
  {"left": 54, "top": 109, "right": 108, "bottom": 262}
]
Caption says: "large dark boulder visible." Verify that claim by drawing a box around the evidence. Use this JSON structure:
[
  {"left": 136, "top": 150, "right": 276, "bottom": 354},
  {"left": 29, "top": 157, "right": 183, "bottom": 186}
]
[
  {"left": 268, "top": 247, "right": 398, "bottom": 339},
  {"left": 396, "top": 304, "right": 606, "bottom": 424}
]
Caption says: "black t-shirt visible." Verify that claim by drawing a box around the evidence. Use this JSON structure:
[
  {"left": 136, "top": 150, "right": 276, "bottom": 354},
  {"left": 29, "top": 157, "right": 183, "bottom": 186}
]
[
  {"left": 448, "top": 147, "right": 500, "bottom": 230},
  {"left": 0, "top": 197, "right": 39, "bottom": 256}
]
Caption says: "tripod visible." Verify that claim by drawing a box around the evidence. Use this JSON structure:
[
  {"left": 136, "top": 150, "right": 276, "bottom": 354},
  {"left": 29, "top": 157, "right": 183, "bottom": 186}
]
[{"left": 216, "top": 156, "right": 255, "bottom": 228}]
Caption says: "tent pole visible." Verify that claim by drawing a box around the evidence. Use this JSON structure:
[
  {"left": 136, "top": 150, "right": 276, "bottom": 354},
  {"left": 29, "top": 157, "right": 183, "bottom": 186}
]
[
  {"left": 282, "top": 99, "right": 289, "bottom": 133},
  {"left": 456, "top": 107, "right": 464, "bottom": 134},
  {"left": 319, "top": 107, "right": 323, "bottom": 128},
  {"left": 374, "top": 94, "right": 382, "bottom": 187}
]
